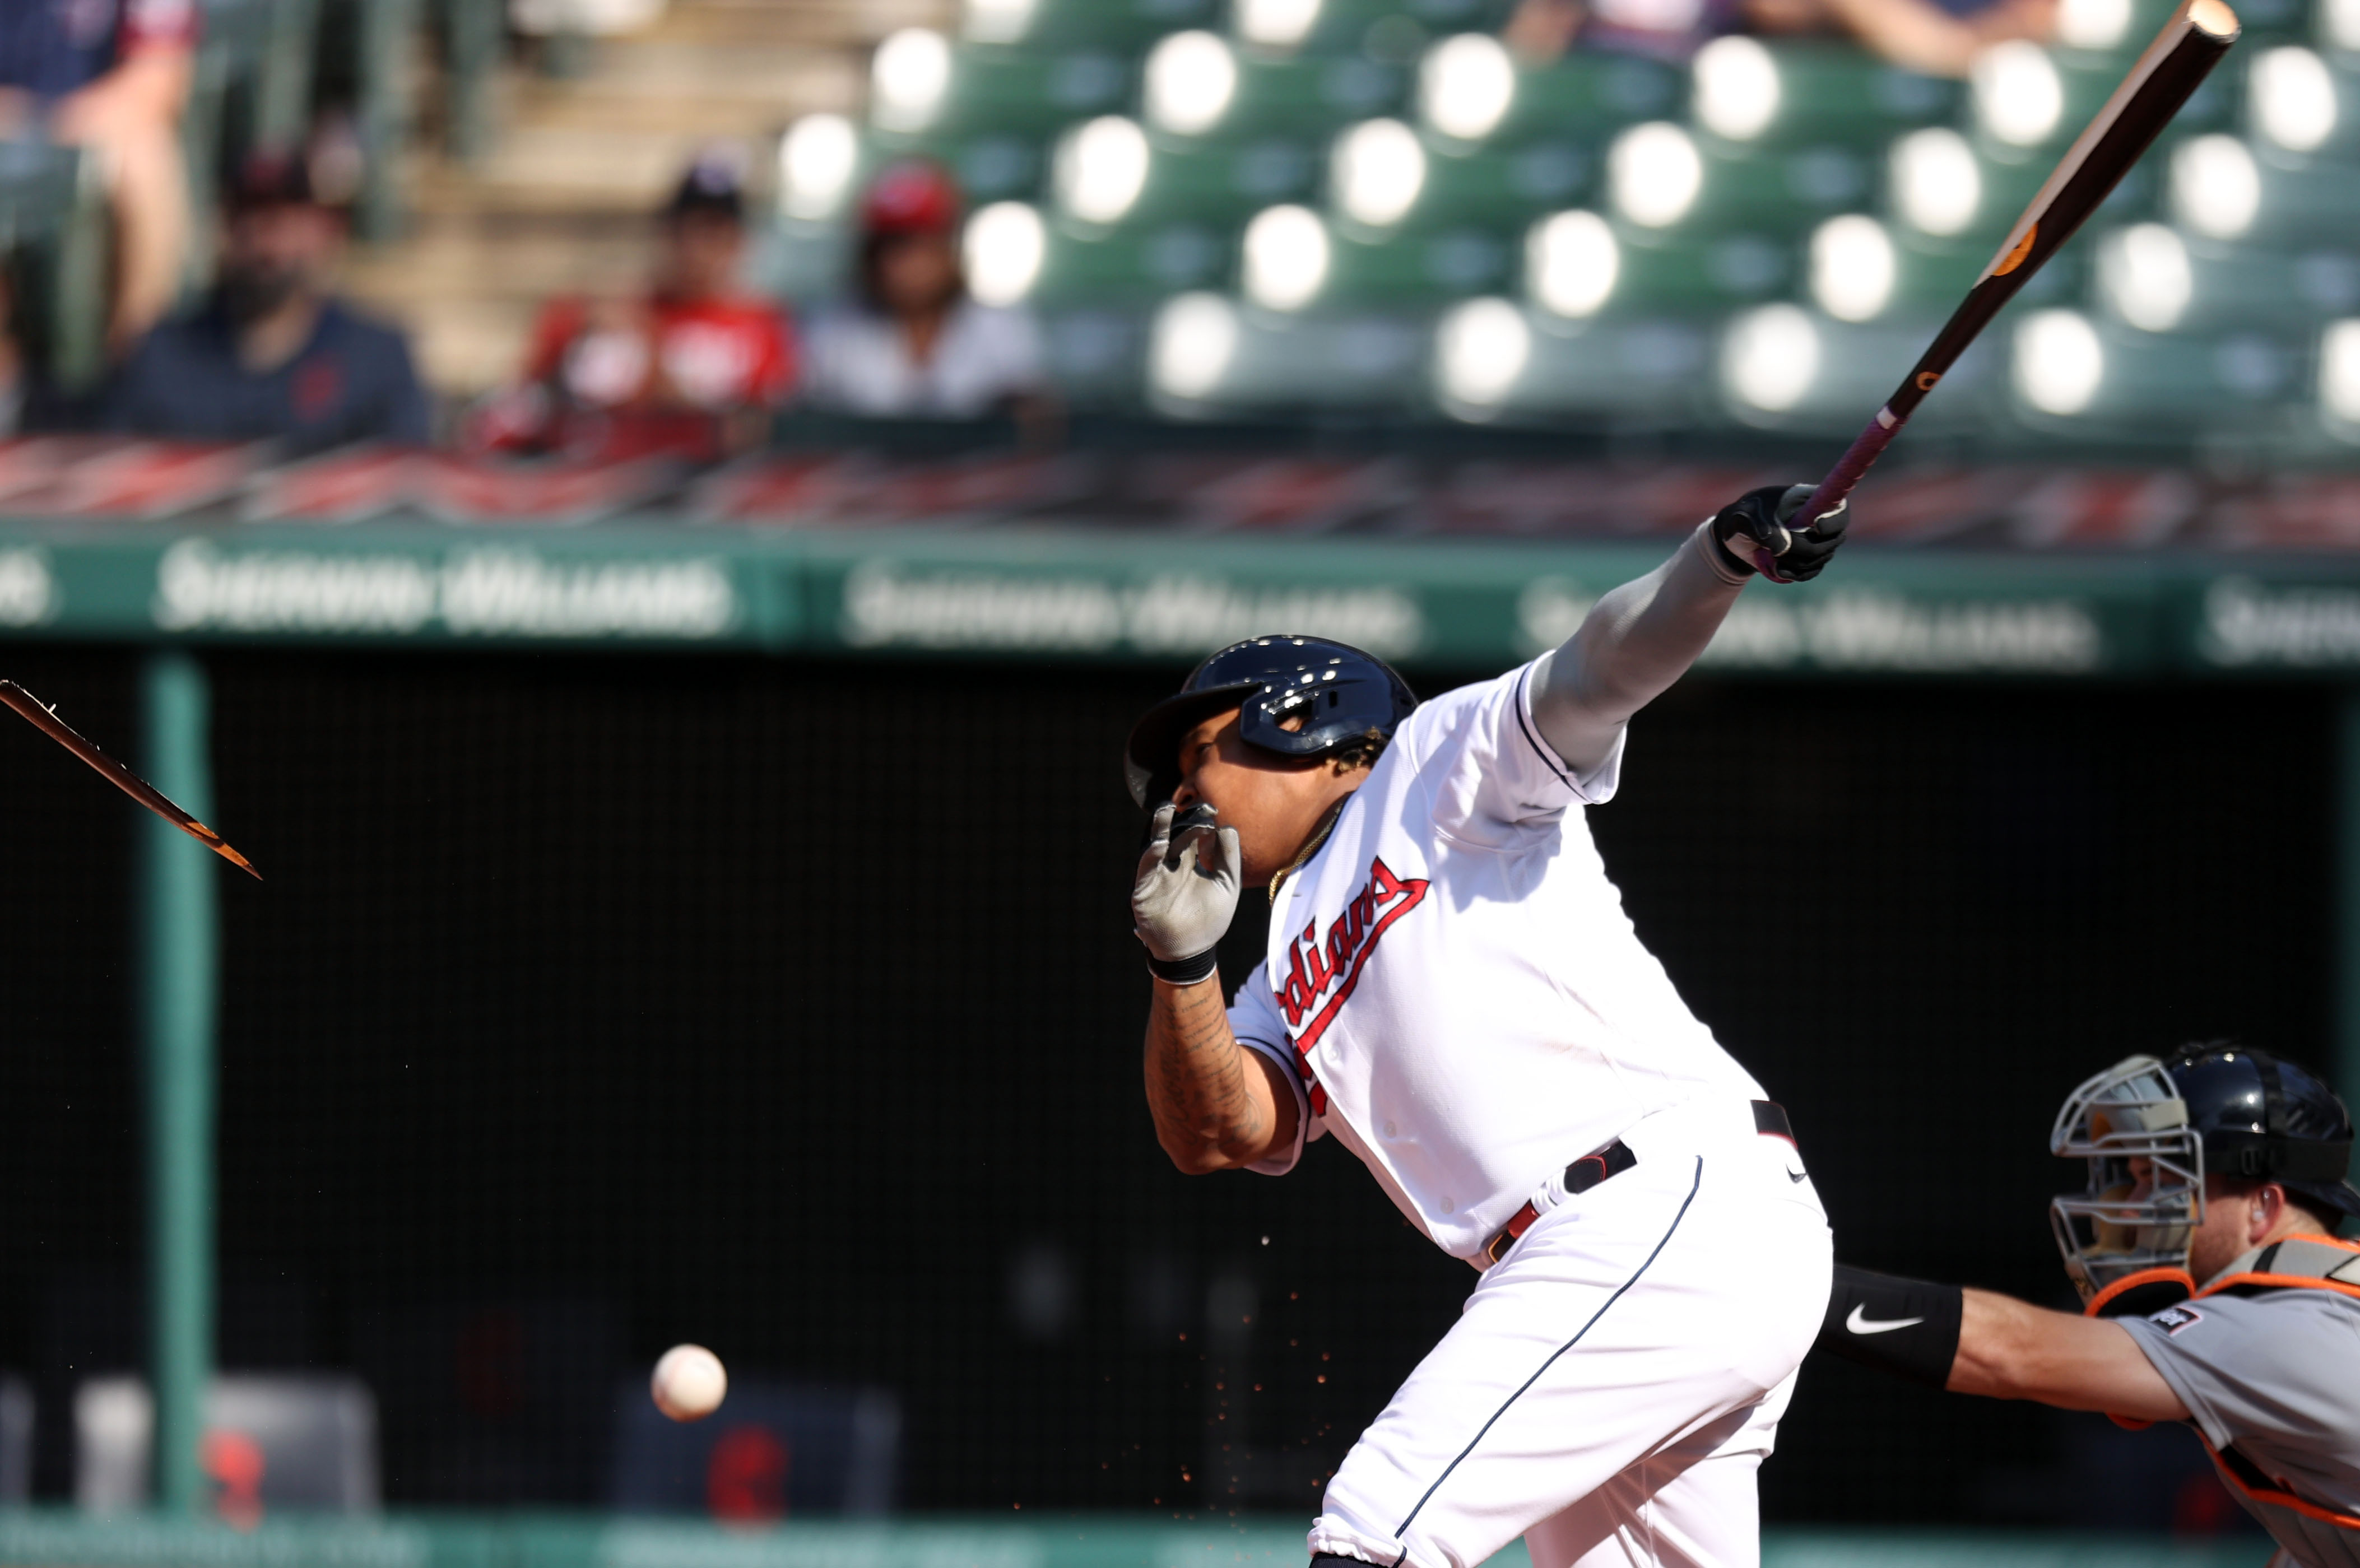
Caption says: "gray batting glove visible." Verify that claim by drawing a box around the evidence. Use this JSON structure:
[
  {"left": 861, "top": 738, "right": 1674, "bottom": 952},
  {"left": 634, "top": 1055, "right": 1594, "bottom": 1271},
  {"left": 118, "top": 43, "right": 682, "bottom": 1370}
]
[{"left": 1132, "top": 803, "right": 1241, "bottom": 985}]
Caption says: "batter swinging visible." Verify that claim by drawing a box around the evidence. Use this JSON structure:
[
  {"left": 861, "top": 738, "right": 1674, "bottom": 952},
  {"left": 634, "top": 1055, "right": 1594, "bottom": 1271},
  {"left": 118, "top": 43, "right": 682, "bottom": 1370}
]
[{"left": 1124, "top": 486, "right": 1847, "bottom": 1568}]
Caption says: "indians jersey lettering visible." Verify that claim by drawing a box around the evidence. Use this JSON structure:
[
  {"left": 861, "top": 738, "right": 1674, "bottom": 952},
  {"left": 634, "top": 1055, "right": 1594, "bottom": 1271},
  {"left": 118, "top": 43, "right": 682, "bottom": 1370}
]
[
  {"left": 1229, "top": 659, "right": 1767, "bottom": 1263},
  {"left": 1272, "top": 857, "right": 1430, "bottom": 1113}
]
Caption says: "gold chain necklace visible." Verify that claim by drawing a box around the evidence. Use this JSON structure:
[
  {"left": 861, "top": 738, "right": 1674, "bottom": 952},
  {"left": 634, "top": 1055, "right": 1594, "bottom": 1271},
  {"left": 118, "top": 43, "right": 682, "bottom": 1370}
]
[{"left": 1268, "top": 797, "right": 1348, "bottom": 906}]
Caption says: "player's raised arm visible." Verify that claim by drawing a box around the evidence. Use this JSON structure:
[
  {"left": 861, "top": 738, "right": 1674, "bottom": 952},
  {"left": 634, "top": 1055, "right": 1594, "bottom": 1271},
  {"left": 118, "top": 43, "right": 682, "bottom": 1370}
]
[
  {"left": 1132, "top": 802, "right": 1299, "bottom": 1173},
  {"left": 1528, "top": 484, "right": 1849, "bottom": 776}
]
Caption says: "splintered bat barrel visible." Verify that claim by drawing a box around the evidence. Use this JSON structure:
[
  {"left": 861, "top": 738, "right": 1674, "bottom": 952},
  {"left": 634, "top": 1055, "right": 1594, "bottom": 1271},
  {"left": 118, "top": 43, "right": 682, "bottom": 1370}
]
[
  {"left": 0, "top": 680, "right": 261, "bottom": 878},
  {"left": 1790, "top": 0, "right": 2241, "bottom": 533}
]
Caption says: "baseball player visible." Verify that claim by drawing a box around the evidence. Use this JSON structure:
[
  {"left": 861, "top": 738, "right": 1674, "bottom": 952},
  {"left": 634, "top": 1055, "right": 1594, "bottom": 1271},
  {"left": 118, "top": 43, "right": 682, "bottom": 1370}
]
[
  {"left": 1818, "top": 1044, "right": 2360, "bottom": 1567},
  {"left": 1123, "top": 485, "right": 1850, "bottom": 1568}
]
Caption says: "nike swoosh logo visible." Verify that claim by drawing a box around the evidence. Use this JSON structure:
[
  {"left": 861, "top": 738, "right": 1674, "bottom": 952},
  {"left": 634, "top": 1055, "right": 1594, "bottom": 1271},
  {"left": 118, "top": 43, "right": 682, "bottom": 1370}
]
[
  {"left": 1787, "top": 1166, "right": 1808, "bottom": 1183},
  {"left": 1847, "top": 1304, "right": 1925, "bottom": 1335}
]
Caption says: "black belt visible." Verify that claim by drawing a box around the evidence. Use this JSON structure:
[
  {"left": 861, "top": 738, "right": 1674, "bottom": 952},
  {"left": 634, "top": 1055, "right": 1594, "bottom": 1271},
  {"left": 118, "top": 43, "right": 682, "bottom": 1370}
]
[{"left": 1481, "top": 1100, "right": 1796, "bottom": 1267}]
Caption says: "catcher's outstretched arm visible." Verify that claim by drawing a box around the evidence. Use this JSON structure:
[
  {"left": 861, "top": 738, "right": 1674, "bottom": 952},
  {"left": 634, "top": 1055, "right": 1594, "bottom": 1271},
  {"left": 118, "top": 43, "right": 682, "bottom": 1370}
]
[{"left": 1953, "top": 1288, "right": 2186, "bottom": 1420}]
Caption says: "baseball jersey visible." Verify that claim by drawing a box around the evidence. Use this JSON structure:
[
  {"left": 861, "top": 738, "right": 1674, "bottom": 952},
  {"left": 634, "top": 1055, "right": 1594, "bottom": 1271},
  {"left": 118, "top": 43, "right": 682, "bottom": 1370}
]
[
  {"left": 1227, "top": 657, "right": 1767, "bottom": 1264},
  {"left": 2121, "top": 1287, "right": 2360, "bottom": 1566}
]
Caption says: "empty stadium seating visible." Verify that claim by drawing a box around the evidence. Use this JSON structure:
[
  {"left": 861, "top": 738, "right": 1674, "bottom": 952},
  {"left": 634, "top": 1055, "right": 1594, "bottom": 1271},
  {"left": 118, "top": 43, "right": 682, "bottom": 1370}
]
[{"left": 756, "top": 0, "right": 2360, "bottom": 449}]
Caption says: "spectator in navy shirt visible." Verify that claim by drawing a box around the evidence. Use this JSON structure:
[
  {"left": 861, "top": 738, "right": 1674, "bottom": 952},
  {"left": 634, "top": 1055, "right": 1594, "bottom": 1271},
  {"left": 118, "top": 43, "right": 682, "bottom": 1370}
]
[
  {"left": 107, "top": 155, "right": 430, "bottom": 453},
  {"left": 0, "top": 0, "right": 197, "bottom": 345}
]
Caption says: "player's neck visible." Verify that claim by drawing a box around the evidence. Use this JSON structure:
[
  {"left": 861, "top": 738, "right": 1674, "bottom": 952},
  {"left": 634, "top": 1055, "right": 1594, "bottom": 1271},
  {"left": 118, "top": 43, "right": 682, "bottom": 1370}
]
[{"left": 1267, "top": 795, "right": 1351, "bottom": 905}]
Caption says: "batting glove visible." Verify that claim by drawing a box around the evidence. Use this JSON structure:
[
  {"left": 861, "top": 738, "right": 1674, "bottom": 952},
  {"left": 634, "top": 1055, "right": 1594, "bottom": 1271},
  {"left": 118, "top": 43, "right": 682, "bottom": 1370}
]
[
  {"left": 1710, "top": 483, "right": 1850, "bottom": 584},
  {"left": 1132, "top": 803, "right": 1241, "bottom": 985}
]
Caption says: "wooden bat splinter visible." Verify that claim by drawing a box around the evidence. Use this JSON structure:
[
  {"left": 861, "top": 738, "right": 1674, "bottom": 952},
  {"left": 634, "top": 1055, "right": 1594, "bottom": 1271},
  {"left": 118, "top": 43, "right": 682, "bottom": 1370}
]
[{"left": 0, "top": 680, "right": 260, "bottom": 880}]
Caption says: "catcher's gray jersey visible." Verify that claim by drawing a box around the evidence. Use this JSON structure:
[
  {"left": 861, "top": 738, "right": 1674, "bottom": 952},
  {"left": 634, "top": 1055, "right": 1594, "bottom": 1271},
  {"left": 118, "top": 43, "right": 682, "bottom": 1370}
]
[{"left": 2121, "top": 1286, "right": 2360, "bottom": 1567}]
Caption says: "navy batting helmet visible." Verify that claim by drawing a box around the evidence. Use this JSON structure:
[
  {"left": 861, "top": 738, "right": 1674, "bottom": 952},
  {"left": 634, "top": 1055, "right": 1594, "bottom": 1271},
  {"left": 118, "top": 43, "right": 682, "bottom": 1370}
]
[{"left": 1123, "top": 635, "right": 1419, "bottom": 809}]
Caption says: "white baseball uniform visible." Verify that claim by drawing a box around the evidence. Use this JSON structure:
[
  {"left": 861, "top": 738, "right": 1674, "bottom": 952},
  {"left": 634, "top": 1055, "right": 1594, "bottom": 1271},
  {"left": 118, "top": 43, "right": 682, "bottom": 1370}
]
[{"left": 1224, "top": 528, "right": 1834, "bottom": 1568}]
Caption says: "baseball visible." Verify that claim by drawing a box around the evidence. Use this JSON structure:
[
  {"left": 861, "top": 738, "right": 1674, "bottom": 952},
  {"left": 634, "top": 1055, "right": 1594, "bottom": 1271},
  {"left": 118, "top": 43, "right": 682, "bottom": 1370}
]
[{"left": 651, "top": 1343, "right": 727, "bottom": 1422}]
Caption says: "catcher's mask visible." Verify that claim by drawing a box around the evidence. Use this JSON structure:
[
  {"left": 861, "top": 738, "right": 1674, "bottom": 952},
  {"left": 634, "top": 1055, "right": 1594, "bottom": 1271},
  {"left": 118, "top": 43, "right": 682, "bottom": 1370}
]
[
  {"left": 2050, "top": 1055, "right": 2203, "bottom": 1303},
  {"left": 2050, "top": 1044, "right": 2360, "bottom": 1302}
]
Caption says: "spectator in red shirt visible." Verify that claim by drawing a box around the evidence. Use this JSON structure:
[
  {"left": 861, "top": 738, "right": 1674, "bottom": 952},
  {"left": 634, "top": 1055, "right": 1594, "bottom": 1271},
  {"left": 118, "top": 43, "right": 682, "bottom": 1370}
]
[
  {"left": 0, "top": 0, "right": 196, "bottom": 347},
  {"left": 471, "top": 150, "right": 796, "bottom": 461}
]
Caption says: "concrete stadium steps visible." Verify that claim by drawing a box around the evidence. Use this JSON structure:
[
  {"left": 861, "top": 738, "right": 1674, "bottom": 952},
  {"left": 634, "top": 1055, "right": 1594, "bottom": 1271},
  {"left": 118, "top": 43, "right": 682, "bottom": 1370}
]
[{"left": 340, "top": 0, "right": 950, "bottom": 399}]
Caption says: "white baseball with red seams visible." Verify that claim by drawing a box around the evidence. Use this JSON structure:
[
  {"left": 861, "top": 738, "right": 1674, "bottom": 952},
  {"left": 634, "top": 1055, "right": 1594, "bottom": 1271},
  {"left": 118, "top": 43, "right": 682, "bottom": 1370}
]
[
  {"left": 651, "top": 1344, "right": 728, "bottom": 1422},
  {"left": 1224, "top": 658, "right": 1833, "bottom": 1568}
]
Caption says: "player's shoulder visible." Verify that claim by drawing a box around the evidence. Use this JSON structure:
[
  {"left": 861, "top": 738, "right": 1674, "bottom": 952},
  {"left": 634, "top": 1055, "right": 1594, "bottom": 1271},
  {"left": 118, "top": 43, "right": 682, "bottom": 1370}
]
[
  {"left": 2148, "top": 1278, "right": 2360, "bottom": 1352},
  {"left": 1393, "top": 659, "right": 1539, "bottom": 749}
]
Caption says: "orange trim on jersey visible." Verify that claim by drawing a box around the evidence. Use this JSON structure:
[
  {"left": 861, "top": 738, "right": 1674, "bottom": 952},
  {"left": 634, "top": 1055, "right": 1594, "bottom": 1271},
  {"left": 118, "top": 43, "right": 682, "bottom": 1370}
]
[
  {"left": 2199, "top": 1434, "right": 2360, "bottom": 1531},
  {"left": 2193, "top": 1234, "right": 2360, "bottom": 1305},
  {"left": 2083, "top": 1267, "right": 2195, "bottom": 1318}
]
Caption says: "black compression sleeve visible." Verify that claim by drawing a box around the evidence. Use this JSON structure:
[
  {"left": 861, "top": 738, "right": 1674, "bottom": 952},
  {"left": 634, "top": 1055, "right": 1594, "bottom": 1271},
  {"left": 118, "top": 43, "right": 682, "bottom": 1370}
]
[{"left": 1814, "top": 1263, "right": 1965, "bottom": 1389}]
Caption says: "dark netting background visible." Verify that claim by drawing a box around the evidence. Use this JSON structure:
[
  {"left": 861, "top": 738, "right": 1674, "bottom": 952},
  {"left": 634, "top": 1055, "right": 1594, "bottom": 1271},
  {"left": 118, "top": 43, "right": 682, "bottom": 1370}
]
[{"left": 0, "top": 646, "right": 2334, "bottom": 1526}]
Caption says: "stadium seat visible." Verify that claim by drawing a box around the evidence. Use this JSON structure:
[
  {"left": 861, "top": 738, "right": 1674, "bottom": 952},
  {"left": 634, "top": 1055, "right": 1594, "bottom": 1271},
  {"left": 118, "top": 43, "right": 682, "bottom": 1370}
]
[
  {"left": 1714, "top": 302, "right": 1999, "bottom": 432},
  {"left": 0, "top": 1376, "right": 26, "bottom": 1505},
  {"left": 1430, "top": 296, "right": 1713, "bottom": 422},
  {"left": 1145, "top": 32, "right": 1409, "bottom": 141},
  {"left": 0, "top": 141, "right": 82, "bottom": 243},
  {"left": 1146, "top": 290, "right": 1428, "bottom": 412},
  {"left": 2005, "top": 307, "right": 2306, "bottom": 434},
  {"left": 611, "top": 1380, "right": 900, "bottom": 1519},
  {"left": 1530, "top": 214, "right": 1795, "bottom": 318},
  {"left": 2241, "top": 45, "right": 2360, "bottom": 159},
  {"left": 1800, "top": 214, "right": 1999, "bottom": 323},
  {"left": 2051, "top": 0, "right": 2187, "bottom": 54},
  {"left": 2094, "top": 223, "right": 2360, "bottom": 334},
  {"left": 1235, "top": 0, "right": 1500, "bottom": 58},
  {"left": 186, "top": 0, "right": 282, "bottom": 246},
  {"left": 1054, "top": 118, "right": 1321, "bottom": 229},
  {"left": 0, "top": 140, "right": 109, "bottom": 390},
  {"left": 75, "top": 1376, "right": 379, "bottom": 1516},
  {"left": 1033, "top": 213, "right": 1241, "bottom": 304},
  {"left": 1689, "top": 39, "right": 1959, "bottom": 153},
  {"left": 2169, "top": 134, "right": 2360, "bottom": 246},
  {"left": 871, "top": 31, "right": 1133, "bottom": 140},
  {"left": 1323, "top": 221, "right": 1517, "bottom": 303},
  {"left": 963, "top": 0, "right": 1220, "bottom": 50},
  {"left": 1418, "top": 37, "right": 1680, "bottom": 147},
  {"left": 1967, "top": 39, "right": 2233, "bottom": 157},
  {"left": 1332, "top": 125, "right": 1592, "bottom": 234},
  {"left": 1042, "top": 306, "right": 1155, "bottom": 402},
  {"left": 1884, "top": 125, "right": 2075, "bottom": 244},
  {"left": 1605, "top": 122, "right": 1873, "bottom": 239}
]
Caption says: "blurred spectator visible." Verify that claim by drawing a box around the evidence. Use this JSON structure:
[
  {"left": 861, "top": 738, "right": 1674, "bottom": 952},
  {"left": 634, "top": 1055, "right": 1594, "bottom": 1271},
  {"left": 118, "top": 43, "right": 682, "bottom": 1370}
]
[
  {"left": 1501, "top": 0, "right": 1738, "bottom": 61},
  {"left": 1503, "top": 0, "right": 2050, "bottom": 75},
  {"left": 470, "top": 150, "right": 795, "bottom": 460},
  {"left": 105, "top": 155, "right": 430, "bottom": 452},
  {"left": 798, "top": 162, "right": 1050, "bottom": 421},
  {"left": 0, "top": 0, "right": 196, "bottom": 347},
  {"left": 1745, "top": 0, "right": 2053, "bottom": 75}
]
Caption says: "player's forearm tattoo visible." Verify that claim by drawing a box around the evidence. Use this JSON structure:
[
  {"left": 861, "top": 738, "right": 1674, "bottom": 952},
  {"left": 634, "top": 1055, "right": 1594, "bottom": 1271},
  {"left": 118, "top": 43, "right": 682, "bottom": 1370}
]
[{"left": 1145, "top": 979, "right": 1270, "bottom": 1169}]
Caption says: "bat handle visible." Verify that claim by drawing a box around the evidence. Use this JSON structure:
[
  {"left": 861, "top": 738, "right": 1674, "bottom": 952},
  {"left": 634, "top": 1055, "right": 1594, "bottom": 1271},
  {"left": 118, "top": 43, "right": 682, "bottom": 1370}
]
[{"left": 1794, "top": 406, "right": 1907, "bottom": 535}]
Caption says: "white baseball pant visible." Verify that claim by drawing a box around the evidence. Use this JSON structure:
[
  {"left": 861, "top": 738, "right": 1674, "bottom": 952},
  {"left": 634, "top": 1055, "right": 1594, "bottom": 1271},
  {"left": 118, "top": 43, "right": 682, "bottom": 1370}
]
[{"left": 1307, "top": 1097, "right": 1836, "bottom": 1568}]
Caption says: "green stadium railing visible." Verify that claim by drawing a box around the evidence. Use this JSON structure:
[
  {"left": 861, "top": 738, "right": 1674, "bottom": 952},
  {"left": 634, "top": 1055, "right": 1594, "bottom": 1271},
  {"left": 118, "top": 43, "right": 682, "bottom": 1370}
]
[
  {"left": 5, "top": 515, "right": 2360, "bottom": 676},
  {"left": 0, "top": 1513, "right": 2285, "bottom": 1568}
]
